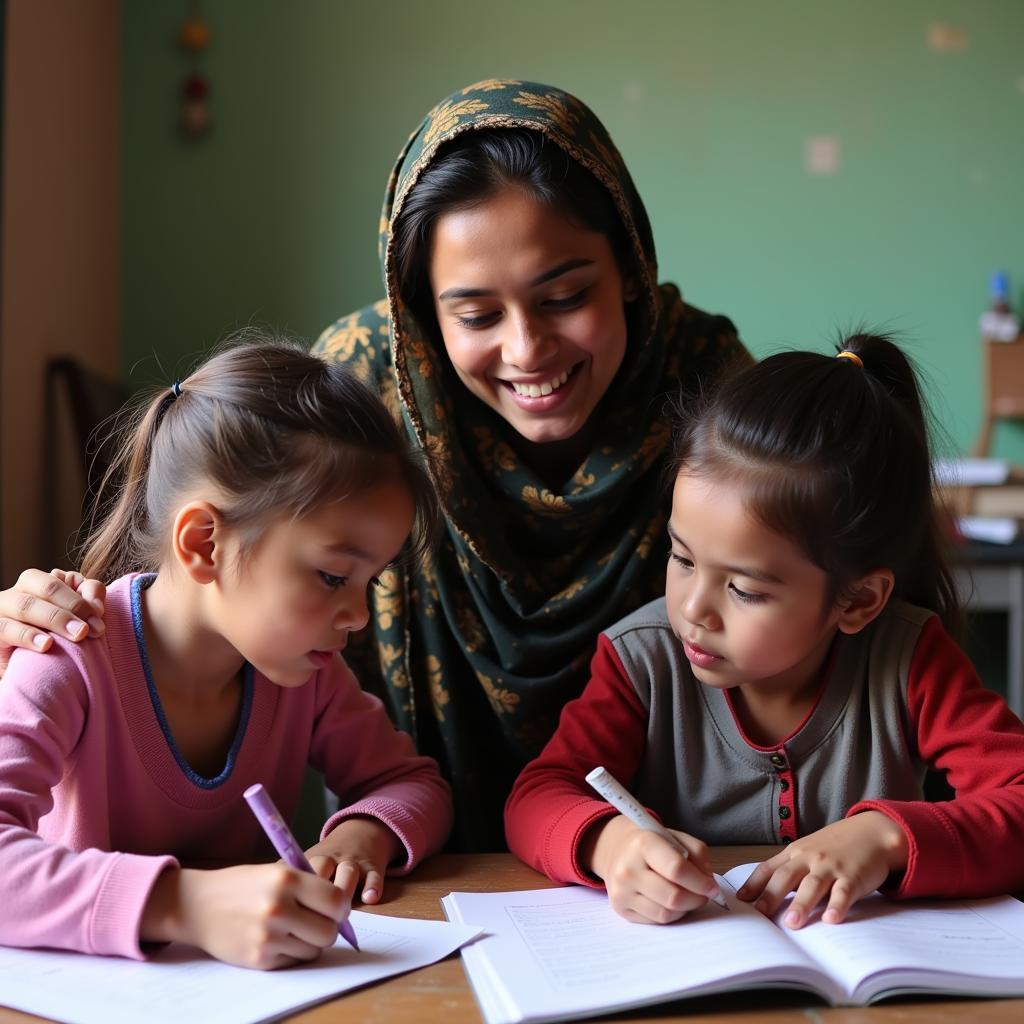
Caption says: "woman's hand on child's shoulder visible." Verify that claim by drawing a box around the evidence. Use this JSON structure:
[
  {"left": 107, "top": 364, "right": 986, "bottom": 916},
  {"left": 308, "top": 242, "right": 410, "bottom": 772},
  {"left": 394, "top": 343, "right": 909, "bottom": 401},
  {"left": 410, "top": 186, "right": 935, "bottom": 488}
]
[
  {"left": 736, "top": 811, "right": 910, "bottom": 929},
  {"left": 0, "top": 568, "right": 106, "bottom": 672},
  {"left": 142, "top": 863, "right": 348, "bottom": 970},
  {"left": 582, "top": 814, "right": 722, "bottom": 925},
  {"left": 305, "top": 815, "right": 403, "bottom": 906}
]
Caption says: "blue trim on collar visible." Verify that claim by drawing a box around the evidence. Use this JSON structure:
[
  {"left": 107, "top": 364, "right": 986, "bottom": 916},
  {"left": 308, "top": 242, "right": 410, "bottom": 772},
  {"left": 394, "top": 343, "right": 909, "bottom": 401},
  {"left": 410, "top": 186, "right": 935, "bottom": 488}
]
[{"left": 130, "top": 574, "right": 254, "bottom": 790}]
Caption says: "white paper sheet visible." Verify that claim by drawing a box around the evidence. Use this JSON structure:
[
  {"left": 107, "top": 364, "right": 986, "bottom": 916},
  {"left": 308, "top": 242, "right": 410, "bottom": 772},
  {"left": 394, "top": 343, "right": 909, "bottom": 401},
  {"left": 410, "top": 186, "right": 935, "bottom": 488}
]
[{"left": 0, "top": 910, "right": 480, "bottom": 1024}]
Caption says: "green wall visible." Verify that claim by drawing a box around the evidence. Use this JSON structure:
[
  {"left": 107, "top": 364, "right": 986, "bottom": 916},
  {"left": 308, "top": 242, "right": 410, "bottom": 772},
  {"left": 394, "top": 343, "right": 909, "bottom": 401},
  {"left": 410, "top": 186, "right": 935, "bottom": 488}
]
[{"left": 122, "top": 0, "right": 1024, "bottom": 456}]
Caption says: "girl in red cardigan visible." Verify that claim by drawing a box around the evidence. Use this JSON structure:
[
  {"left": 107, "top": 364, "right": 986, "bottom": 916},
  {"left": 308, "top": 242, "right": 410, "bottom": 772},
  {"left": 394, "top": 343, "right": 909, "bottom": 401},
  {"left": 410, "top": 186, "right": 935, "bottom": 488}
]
[{"left": 507, "top": 334, "right": 1024, "bottom": 930}]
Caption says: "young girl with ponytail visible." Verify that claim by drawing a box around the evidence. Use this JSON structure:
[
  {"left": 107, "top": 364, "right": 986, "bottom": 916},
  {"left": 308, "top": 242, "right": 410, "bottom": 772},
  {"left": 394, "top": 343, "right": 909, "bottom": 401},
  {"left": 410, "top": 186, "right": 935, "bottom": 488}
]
[
  {"left": 507, "top": 334, "right": 1024, "bottom": 929},
  {"left": 0, "top": 335, "right": 451, "bottom": 968}
]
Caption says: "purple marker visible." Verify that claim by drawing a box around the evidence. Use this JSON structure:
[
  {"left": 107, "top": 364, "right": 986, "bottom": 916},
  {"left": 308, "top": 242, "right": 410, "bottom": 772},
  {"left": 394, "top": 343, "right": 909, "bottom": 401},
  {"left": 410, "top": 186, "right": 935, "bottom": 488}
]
[{"left": 244, "top": 783, "right": 359, "bottom": 951}]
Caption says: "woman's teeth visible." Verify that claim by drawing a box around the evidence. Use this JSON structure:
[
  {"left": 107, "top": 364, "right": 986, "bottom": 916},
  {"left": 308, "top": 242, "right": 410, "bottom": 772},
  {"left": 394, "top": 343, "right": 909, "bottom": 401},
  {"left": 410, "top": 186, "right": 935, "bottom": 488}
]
[{"left": 510, "top": 369, "right": 570, "bottom": 397}]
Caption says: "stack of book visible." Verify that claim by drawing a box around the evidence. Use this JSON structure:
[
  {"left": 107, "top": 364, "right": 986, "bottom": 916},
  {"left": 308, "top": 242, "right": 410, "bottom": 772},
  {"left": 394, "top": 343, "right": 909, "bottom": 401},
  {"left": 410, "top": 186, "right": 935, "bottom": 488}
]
[{"left": 935, "top": 458, "right": 1024, "bottom": 545}]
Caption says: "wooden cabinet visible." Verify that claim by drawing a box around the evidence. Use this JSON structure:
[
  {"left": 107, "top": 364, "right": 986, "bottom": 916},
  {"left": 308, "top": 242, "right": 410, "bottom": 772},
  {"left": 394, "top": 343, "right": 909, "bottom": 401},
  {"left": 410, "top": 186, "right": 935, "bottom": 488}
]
[{"left": 975, "top": 333, "right": 1024, "bottom": 455}]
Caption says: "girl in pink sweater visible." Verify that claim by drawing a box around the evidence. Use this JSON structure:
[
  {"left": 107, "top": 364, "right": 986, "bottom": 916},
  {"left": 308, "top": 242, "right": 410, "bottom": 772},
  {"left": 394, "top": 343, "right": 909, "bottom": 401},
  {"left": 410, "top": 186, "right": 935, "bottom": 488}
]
[{"left": 0, "top": 336, "right": 451, "bottom": 968}]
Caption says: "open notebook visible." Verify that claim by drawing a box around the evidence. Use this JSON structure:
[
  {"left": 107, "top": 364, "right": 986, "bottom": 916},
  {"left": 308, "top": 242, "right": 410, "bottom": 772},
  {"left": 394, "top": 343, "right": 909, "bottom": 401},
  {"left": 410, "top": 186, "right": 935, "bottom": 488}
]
[
  {"left": 441, "top": 864, "right": 1024, "bottom": 1024},
  {"left": 0, "top": 910, "right": 480, "bottom": 1024}
]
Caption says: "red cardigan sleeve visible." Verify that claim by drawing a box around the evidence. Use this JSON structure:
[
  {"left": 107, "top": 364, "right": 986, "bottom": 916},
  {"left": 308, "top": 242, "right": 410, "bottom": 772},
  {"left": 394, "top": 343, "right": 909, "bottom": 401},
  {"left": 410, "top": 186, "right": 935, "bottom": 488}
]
[
  {"left": 505, "top": 635, "right": 648, "bottom": 885},
  {"left": 848, "top": 615, "right": 1024, "bottom": 898}
]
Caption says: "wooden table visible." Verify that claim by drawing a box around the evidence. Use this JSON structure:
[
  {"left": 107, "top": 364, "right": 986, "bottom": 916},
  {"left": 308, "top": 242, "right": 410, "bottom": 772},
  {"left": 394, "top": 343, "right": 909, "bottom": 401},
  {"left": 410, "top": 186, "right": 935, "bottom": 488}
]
[{"left": 2, "top": 849, "right": 1022, "bottom": 1024}]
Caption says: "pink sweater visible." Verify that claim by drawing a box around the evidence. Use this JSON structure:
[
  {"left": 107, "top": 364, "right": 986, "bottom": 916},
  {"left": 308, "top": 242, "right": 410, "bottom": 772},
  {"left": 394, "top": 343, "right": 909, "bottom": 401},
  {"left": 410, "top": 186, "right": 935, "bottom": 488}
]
[{"left": 0, "top": 574, "right": 452, "bottom": 959}]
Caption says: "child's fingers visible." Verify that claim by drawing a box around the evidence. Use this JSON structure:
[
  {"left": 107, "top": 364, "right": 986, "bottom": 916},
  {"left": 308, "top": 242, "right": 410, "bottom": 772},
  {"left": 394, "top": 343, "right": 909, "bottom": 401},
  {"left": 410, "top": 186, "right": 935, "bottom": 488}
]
[
  {"left": 782, "top": 872, "right": 833, "bottom": 928},
  {"left": 291, "top": 874, "right": 349, "bottom": 944},
  {"left": 751, "top": 862, "right": 808, "bottom": 918},
  {"left": 631, "top": 872, "right": 705, "bottom": 919},
  {"left": 666, "top": 829, "right": 712, "bottom": 874},
  {"left": 360, "top": 867, "right": 385, "bottom": 904},
  {"left": 735, "top": 856, "right": 781, "bottom": 902},
  {"left": 617, "top": 889, "right": 694, "bottom": 925},
  {"left": 646, "top": 837, "right": 720, "bottom": 902},
  {"left": 821, "top": 877, "right": 859, "bottom": 925},
  {"left": 330, "top": 858, "right": 361, "bottom": 902},
  {"left": 269, "top": 934, "right": 328, "bottom": 967},
  {"left": 636, "top": 861, "right": 715, "bottom": 916},
  {"left": 307, "top": 854, "right": 338, "bottom": 880}
]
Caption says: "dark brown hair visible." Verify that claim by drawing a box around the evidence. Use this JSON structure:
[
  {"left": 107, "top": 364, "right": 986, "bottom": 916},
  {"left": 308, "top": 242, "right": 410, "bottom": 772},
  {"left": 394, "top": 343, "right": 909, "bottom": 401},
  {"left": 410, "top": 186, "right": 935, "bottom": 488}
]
[
  {"left": 79, "top": 332, "right": 438, "bottom": 581},
  {"left": 668, "top": 332, "right": 961, "bottom": 637}
]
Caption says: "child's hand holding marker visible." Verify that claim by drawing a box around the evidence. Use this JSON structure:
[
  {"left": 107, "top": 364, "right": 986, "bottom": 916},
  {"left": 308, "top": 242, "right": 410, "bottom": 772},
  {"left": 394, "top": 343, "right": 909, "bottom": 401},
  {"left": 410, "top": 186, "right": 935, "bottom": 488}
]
[
  {"left": 141, "top": 861, "right": 350, "bottom": 971},
  {"left": 583, "top": 766, "right": 727, "bottom": 924},
  {"left": 305, "top": 815, "right": 404, "bottom": 907}
]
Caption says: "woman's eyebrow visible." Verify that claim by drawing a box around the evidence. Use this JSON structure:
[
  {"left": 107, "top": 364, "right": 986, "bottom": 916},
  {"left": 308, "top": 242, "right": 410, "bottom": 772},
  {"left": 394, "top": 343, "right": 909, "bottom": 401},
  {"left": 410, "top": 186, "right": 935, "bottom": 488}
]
[
  {"left": 528, "top": 258, "right": 593, "bottom": 287},
  {"left": 436, "top": 258, "right": 595, "bottom": 301}
]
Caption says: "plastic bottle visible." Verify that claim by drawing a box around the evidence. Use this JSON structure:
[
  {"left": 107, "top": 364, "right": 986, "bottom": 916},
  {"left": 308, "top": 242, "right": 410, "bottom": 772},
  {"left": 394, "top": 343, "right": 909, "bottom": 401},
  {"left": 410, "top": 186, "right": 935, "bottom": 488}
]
[{"left": 980, "top": 270, "right": 1020, "bottom": 342}]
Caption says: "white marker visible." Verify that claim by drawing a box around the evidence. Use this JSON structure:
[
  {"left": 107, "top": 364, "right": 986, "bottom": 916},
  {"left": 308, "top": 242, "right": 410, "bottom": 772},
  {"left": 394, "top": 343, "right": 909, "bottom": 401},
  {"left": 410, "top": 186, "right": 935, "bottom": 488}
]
[{"left": 585, "top": 765, "right": 729, "bottom": 909}]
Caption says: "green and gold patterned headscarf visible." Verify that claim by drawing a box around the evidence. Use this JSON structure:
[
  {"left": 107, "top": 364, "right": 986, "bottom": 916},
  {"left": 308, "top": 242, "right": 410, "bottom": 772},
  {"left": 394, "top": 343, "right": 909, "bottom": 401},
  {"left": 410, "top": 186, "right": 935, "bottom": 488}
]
[{"left": 314, "top": 80, "right": 747, "bottom": 850}]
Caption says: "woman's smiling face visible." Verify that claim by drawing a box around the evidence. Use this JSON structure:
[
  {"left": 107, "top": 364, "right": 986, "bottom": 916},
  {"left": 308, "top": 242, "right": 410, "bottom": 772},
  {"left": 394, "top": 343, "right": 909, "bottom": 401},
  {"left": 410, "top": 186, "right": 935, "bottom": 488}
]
[{"left": 429, "top": 186, "right": 633, "bottom": 447}]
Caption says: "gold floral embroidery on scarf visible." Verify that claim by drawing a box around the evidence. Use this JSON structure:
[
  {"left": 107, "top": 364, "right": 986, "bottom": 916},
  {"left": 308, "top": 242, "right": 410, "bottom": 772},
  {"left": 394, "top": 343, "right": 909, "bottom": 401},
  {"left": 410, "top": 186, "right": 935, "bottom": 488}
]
[
  {"left": 456, "top": 601, "right": 487, "bottom": 653},
  {"left": 461, "top": 78, "right": 522, "bottom": 94},
  {"left": 494, "top": 442, "right": 517, "bottom": 471},
  {"left": 405, "top": 336, "right": 436, "bottom": 380},
  {"left": 348, "top": 352, "right": 377, "bottom": 385},
  {"left": 319, "top": 313, "right": 373, "bottom": 361},
  {"left": 512, "top": 91, "right": 581, "bottom": 136},
  {"left": 413, "top": 556, "right": 441, "bottom": 618},
  {"left": 571, "top": 464, "right": 596, "bottom": 488},
  {"left": 473, "top": 426, "right": 518, "bottom": 473},
  {"left": 424, "top": 430, "right": 453, "bottom": 468},
  {"left": 553, "top": 577, "right": 587, "bottom": 602},
  {"left": 636, "top": 513, "right": 666, "bottom": 559},
  {"left": 522, "top": 486, "right": 572, "bottom": 515},
  {"left": 426, "top": 655, "right": 450, "bottom": 720},
  {"left": 423, "top": 98, "right": 490, "bottom": 147},
  {"left": 372, "top": 570, "right": 403, "bottom": 630},
  {"left": 635, "top": 418, "right": 671, "bottom": 469},
  {"left": 377, "top": 372, "right": 400, "bottom": 419},
  {"left": 588, "top": 130, "right": 623, "bottom": 175},
  {"left": 379, "top": 642, "right": 404, "bottom": 669},
  {"left": 476, "top": 671, "right": 520, "bottom": 715},
  {"left": 405, "top": 337, "right": 438, "bottom": 382},
  {"left": 569, "top": 464, "right": 596, "bottom": 495}
]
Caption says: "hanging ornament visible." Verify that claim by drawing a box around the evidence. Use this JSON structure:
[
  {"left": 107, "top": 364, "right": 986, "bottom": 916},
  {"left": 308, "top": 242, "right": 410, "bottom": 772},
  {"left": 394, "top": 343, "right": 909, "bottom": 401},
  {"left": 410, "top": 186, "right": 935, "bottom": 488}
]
[
  {"left": 178, "top": 4, "right": 212, "bottom": 140},
  {"left": 179, "top": 14, "right": 212, "bottom": 51},
  {"left": 180, "top": 73, "right": 211, "bottom": 138}
]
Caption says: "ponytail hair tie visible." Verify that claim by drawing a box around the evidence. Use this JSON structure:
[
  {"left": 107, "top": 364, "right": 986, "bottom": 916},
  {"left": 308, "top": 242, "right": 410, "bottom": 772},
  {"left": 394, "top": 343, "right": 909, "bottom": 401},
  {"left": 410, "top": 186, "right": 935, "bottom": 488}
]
[
  {"left": 171, "top": 380, "right": 183, "bottom": 399},
  {"left": 835, "top": 350, "right": 864, "bottom": 369}
]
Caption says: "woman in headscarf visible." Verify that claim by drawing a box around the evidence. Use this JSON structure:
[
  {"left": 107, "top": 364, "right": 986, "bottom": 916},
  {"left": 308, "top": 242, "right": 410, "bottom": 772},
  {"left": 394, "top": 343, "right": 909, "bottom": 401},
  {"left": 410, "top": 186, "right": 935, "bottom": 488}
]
[{"left": 2, "top": 81, "right": 748, "bottom": 851}]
